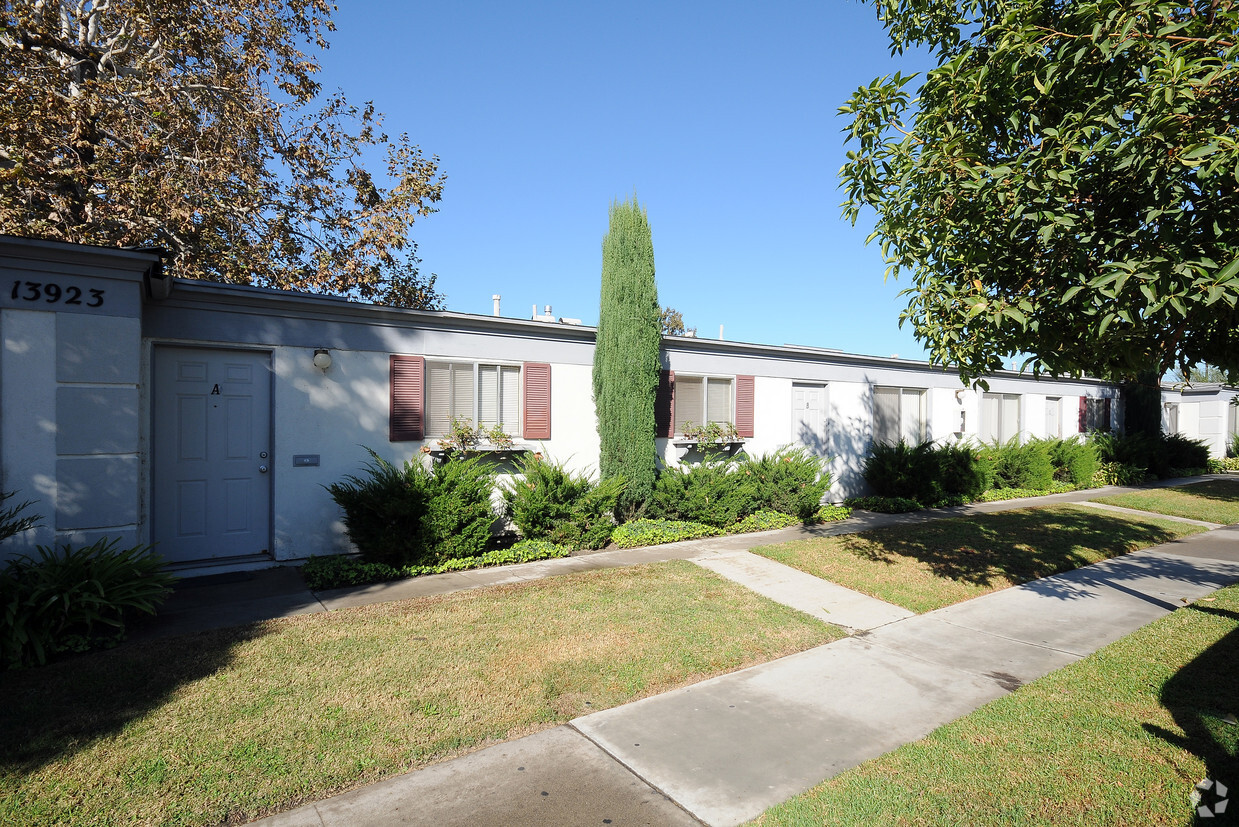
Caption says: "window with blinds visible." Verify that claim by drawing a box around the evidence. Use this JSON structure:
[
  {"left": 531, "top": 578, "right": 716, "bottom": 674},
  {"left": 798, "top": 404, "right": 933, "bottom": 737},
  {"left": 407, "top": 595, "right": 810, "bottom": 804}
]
[
  {"left": 873, "top": 386, "right": 926, "bottom": 444},
  {"left": 425, "top": 361, "right": 520, "bottom": 437},
  {"left": 981, "top": 393, "right": 1021, "bottom": 443},
  {"left": 672, "top": 375, "right": 733, "bottom": 434}
]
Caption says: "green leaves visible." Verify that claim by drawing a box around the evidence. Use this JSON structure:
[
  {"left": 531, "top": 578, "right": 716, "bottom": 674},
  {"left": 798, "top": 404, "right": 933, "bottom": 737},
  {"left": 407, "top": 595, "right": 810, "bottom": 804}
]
[{"left": 843, "top": 0, "right": 1239, "bottom": 381}]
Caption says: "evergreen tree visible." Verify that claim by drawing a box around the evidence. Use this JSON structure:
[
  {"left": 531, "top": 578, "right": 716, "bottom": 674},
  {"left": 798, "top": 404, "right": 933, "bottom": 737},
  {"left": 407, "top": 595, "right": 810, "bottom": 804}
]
[{"left": 593, "top": 197, "right": 661, "bottom": 513}]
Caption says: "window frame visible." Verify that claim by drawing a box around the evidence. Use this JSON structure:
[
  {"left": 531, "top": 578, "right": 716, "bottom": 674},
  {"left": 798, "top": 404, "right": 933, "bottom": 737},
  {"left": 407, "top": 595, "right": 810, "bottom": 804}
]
[
  {"left": 872, "top": 385, "right": 927, "bottom": 445},
  {"left": 424, "top": 358, "right": 523, "bottom": 439},
  {"left": 981, "top": 392, "right": 1021, "bottom": 444},
  {"left": 672, "top": 373, "right": 736, "bottom": 436}
]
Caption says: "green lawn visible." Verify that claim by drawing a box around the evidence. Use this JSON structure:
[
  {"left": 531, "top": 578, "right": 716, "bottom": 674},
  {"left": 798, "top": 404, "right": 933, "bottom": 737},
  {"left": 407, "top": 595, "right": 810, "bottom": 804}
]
[
  {"left": 0, "top": 561, "right": 840, "bottom": 827},
  {"left": 1092, "top": 479, "right": 1239, "bottom": 526},
  {"left": 752, "top": 505, "right": 1206, "bottom": 613},
  {"left": 754, "top": 585, "right": 1239, "bottom": 826}
]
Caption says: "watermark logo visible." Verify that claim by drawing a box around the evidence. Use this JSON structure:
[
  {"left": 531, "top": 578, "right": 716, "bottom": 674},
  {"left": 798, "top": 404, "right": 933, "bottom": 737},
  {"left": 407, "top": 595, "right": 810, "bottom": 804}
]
[{"left": 1191, "top": 778, "right": 1229, "bottom": 819}]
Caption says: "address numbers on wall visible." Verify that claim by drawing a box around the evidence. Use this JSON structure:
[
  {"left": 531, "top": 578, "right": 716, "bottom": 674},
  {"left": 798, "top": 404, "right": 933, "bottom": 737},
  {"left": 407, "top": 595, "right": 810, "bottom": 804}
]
[{"left": 9, "top": 280, "right": 105, "bottom": 308}]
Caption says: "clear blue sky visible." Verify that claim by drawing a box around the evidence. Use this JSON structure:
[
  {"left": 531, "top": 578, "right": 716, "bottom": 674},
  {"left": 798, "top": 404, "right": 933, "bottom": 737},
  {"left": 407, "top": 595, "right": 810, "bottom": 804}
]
[{"left": 320, "top": 1, "right": 936, "bottom": 360}]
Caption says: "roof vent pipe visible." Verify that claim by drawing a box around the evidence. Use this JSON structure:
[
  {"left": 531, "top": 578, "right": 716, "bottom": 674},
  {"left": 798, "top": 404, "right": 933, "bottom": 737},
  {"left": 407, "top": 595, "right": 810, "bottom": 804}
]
[{"left": 492, "top": 294, "right": 501, "bottom": 316}]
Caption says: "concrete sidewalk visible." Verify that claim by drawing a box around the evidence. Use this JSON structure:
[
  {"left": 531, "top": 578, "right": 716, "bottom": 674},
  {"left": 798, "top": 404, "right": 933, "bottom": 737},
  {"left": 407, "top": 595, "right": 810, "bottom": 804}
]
[
  {"left": 251, "top": 524, "right": 1239, "bottom": 827},
  {"left": 235, "top": 479, "right": 1239, "bottom": 827}
]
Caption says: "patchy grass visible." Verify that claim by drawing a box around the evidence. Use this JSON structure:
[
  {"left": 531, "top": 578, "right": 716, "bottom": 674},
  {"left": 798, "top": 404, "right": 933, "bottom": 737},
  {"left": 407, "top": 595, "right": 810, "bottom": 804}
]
[
  {"left": 0, "top": 561, "right": 840, "bottom": 827},
  {"left": 751, "top": 505, "right": 1206, "bottom": 613},
  {"left": 1093, "top": 479, "right": 1239, "bottom": 526},
  {"left": 755, "top": 585, "right": 1239, "bottom": 826}
]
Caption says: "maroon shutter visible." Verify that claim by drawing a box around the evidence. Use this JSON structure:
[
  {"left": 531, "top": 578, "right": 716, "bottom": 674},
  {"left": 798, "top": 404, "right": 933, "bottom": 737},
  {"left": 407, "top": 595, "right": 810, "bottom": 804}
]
[
  {"left": 655, "top": 370, "right": 675, "bottom": 437},
  {"left": 1079, "top": 396, "right": 1088, "bottom": 432},
  {"left": 523, "top": 362, "right": 551, "bottom": 439},
  {"left": 390, "top": 355, "right": 424, "bottom": 441},
  {"left": 735, "top": 375, "right": 755, "bottom": 438},
  {"left": 1103, "top": 397, "right": 1112, "bottom": 431}
]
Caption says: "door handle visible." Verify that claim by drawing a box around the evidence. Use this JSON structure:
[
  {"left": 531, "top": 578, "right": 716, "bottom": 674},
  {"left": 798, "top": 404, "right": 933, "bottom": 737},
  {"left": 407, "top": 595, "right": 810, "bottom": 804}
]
[{"left": 258, "top": 465, "right": 269, "bottom": 474}]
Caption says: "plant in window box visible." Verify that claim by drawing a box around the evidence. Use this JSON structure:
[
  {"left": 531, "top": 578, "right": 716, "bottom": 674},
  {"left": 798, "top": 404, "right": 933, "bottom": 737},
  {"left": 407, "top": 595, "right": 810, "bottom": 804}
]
[
  {"left": 437, "top": 417, "right": 481, "bottom": 453},
  {"left": 682, "top": 421, "right": 740, "bottom": 446},
  {"left": 484, "top": 424, "right": 515, "bottom": 451}
]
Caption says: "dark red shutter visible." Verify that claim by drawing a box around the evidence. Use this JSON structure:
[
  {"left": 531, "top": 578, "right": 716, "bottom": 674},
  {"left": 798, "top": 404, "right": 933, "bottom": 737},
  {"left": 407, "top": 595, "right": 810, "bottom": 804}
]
[
  {"left": 1079, "top": 396, "right": 1088, "bottom": 432},
  {"left": 1103, "top": 398, "right": 1112, "bottom": 431},
  {"left": 523, "top": 362, "right": 551, "bottom": 439},
  {"left": 735, "top": 375, "right": 755, "bottom": 438},
  {"left": 655, "top": 370, "right": 675, "bottom": 437},
  {"left": 390, "top": 355, "right": 424, "bottom": 441}
]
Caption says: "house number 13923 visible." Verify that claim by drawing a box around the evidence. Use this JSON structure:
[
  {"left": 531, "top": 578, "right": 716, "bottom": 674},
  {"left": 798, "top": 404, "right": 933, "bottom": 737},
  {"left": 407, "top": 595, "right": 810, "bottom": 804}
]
[{"left": 9, "top": 281, "right": 105, "bottom": 308}]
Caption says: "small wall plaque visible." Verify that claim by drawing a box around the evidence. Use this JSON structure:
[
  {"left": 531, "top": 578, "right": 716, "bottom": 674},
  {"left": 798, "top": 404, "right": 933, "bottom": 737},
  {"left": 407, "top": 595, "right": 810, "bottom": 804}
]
[{"left": 293, "top": 455, "right": 320, "bottom": 467}]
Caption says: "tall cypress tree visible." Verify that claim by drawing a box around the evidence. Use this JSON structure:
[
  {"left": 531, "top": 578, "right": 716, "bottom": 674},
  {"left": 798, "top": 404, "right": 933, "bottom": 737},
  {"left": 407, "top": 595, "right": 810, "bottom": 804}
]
[{"left": 593, "top": 197, "right": 661, "bottom": 514}]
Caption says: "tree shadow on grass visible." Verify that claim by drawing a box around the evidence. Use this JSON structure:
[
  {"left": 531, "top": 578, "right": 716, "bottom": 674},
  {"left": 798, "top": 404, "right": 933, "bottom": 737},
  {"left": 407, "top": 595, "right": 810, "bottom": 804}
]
[
  {"left": 838, "top": 506, "right": 1203, "bottom": 590},
  {"left": 1143, "top": 607, "right": 1239, "bottom": 824},
  {"left": 0, "top": 622, "right": 269, "bottom": 777}
]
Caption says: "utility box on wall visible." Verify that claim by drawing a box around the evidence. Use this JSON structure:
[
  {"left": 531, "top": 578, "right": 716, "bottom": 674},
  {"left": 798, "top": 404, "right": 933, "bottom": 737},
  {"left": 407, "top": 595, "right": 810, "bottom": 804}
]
[{"left": 0, "top": 237, "right": 163, "bottom": 559}]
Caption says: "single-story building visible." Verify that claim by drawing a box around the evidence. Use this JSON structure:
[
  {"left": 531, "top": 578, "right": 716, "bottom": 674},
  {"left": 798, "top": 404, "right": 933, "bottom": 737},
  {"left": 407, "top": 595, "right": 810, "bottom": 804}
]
[{"left": 2, "top": 234, "right": 1221, "bottom": 574}]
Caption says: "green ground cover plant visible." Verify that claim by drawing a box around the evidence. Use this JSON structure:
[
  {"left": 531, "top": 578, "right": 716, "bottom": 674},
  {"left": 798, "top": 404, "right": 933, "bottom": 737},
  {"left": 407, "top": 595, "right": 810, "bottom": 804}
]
[
  {"left": 1092, "top": 479, "right": 1239, "bottom": 526},
  {"left": 610, "top": 519, "right": 721, "bottom": 548},
  {"left": 751, "top": 505, "right": 1205, "bottom": 613},
  {"left": 301, "top": 540, "right": 573, "bottom": 591},
  {"left": 0, "top": 562, "right": 841, "bottom": 827},
  {"left": 730, "top": 510, "right": 800, "bottom": 533},
  {"left": 756, "top": 585, "right": 1239, "bottom": 826}
]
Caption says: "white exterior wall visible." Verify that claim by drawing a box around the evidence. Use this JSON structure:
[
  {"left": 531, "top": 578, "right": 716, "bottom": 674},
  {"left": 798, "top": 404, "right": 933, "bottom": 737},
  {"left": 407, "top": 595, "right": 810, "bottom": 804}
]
[{"left": 1, "top": 310, "right": 58, "bottom": 551}]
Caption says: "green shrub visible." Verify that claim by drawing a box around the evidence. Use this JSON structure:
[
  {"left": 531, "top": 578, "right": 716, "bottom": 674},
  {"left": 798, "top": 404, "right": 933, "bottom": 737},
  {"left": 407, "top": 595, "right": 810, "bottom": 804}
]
[
  {"left": 646, "top": 460, "right": 758, "bottom": 528},
  {"left": 737, "top": 448, "right": 831, "bottom": 521},
  {"left": 982, "top": 437, "right": 1054, "bottom": 491},
  {"left": 813, "top": 504, "right": 853, "bottom": 523},
  {"left": 420, "top": 456, "right": 498, "bottom": 564},
  {"left": 301, "top": 539, "right": 574, "bottom": 590},
  {"left": 1160, "top": 434, "right": 1210, "bottom": 474},
  {"left": 326, "top": 449, "right": 434, "bottom": 566},
  {"left": 1093, "top": 462, "right": 1150, "bottom": 487},
  {"left": 844, "top": 495, "right": 923, "bottom": 513},
  {"left": 0, "top": 538, "right": 175, "bottom": 668},
  {"left": 1046, "top": 437, "right": 1100, "bottom": 488},
  {"left": 501, "top": 454, "right": 624, "bottom": 550},
  {"left": 326, "top": 449, "right": 496, "bottom": 567},
  {"left": 610, "top": 519, "right": 721, "bottom": 549},
  {"left": 862, "top": 440, "right": 942, "bottom": 504},
  {"left": 936, "top": 443, "right": 990, "bottom": 501},
  {"left": 731, "top": 510, "right": 799, "bottom": 533},
  {"left": 1092, "top": 431, "right": 1211, "bottom": 480},
  {"left": 1229, "top": 433, "right": 1239, "bottom": 459}
]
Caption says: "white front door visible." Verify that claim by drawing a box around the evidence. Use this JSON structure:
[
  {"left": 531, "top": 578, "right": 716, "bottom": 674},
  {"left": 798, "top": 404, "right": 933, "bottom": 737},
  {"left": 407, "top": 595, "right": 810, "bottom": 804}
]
[
  {"left": 152, "top": 347, "right": 272, "bottom": 563},
  {"left": 793, "top": 383, "right": 828, "bottom": 454}
]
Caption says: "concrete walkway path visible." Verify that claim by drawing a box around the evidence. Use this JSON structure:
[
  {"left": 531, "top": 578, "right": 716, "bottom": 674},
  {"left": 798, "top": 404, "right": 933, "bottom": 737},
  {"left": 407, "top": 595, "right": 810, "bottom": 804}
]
[{"left": 231, "top": 476, "right": 1239, "bottom": 826}]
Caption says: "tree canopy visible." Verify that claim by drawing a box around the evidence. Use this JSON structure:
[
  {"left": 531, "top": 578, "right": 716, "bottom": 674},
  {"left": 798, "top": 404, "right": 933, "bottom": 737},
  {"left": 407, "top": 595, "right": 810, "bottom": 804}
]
[
  {"left": 659, "top": 306, "right": 696, "bottom": 337},
  {"left": 1, "top": 0, "right": 445, "bottom": 307},
  {"left": 841, "top": 0, "right": 1238, "bottom": 382}
]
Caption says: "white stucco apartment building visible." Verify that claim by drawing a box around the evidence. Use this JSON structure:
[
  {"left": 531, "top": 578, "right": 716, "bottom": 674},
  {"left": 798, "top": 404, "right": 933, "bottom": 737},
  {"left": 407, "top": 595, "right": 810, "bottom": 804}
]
[{"left": 3, "top": 235, "right": 1227, "bottom": 573}]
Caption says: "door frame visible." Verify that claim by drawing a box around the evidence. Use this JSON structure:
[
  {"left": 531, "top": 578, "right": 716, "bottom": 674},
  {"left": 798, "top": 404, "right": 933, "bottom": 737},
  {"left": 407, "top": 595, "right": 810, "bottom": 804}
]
[{"left": 147, "top": 342, "right": 275, "bottom": 564}]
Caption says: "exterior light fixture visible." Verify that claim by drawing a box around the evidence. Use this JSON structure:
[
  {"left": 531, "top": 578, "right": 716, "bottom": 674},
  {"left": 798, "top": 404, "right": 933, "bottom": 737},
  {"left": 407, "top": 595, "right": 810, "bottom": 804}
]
[
  {"left": 955, "top": 389, "right": 966, "bottom": 403},
  {"left": 312, "top": 348, "right": 332, "bottom": 372}
]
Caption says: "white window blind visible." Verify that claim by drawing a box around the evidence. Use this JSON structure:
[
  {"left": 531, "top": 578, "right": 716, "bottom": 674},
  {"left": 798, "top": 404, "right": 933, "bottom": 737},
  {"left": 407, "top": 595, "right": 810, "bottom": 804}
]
[
  {"left": 479, "top": 364, "right": 520, "bottom": 432},
  {"left": 674, "top": 376, "right": 704, "bottom": 434},
  {"left": 981, "top": 393, "right": 1020, "bottom": 443},
  {"left": 706, "top": 377, "right": 733, "bottom": 425},
  {"left": 874, "top": 386, "right": 926, "bottom": 444}
]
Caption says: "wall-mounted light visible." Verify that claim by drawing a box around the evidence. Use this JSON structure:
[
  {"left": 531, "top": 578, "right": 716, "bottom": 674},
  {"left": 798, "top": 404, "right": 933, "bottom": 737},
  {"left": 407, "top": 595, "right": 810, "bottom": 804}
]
[
  {"left": 312, "top": 348, "right": 332, "bottom": 372},
  {"left": 955, "top": 389, "right": 966, "bottom": 403}
]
